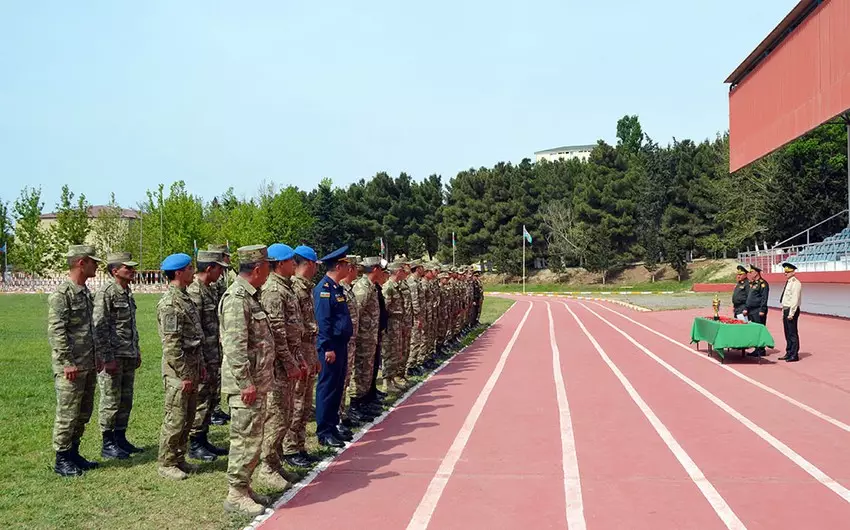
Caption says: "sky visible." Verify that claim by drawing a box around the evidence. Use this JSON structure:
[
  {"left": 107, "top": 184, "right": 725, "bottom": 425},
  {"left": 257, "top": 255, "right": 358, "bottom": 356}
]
[{"left": 0, "top": 0, "right": 800, "bottom": 211}]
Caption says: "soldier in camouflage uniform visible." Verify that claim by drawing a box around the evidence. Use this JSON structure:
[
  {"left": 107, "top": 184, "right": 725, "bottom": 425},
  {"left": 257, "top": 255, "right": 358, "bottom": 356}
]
[
  {"left": 340, "top": 256, "right": 362, "bottom": 425},
  {"left": 436, "top": 272, "right": 450, "bottom": 352},
  {"left": 472, "top": 270, "right": 484, "bottom": 325},
  {"left": 381, "top": 262, "right": 407, "bottom": 393},
  {"left": 405, "top": 261, "right": 425, "bottom": 376},
  {"left": 423, "top": 265, "right": 439, "bottom": 365},
  {"left": 350, "top": 257, "right": 384, "bottom": 419},
  {"left": 94, "top": 252, "right": 142, "bottom": 461},
  {"left": 48, "top": 245, "right": 103, "bottom": 477},
  {"left": 398, "top": 262, "right": 414, "bottom": 384},
  {"left": 282, "top": 245, "right": 320, "bottom": 467},
  {"left": 186, "top": 250, "right": 230, "bottom": 462},
  {"left": 156, "top": 253, "right": 205, "bottom": 481},
  {"left": 257, "top": 244, "right": 305, "bottom": 488},
  {"left": 207, "top": 243, "right": 233, "bottom": 426},
  {"left": 220, "top": 245, "right": 275, "bottom": 516}
]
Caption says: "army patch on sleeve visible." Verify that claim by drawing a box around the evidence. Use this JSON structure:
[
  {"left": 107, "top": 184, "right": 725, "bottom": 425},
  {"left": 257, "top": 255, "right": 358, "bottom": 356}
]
[
  {"left": 320, "top": 292, "right": 331, "bottom": 298},
  {"left": 164, "top": 313, "right": 178, "bottom": 333}
]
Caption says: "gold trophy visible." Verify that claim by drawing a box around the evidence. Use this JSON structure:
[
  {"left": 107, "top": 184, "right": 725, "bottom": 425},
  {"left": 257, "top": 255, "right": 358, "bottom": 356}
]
[{"left": 712, "top": 294, "right": 721, "bottom": 321}]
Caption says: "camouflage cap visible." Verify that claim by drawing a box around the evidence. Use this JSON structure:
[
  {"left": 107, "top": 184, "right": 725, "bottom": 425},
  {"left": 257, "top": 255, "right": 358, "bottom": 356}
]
[
  {"left": 208, "top": 243, "right": 231, "bottom": 256},
  {"left": 349, "top": 255, "right": 362, "bottom": 266},
  {"left": 197, "top": 250, "right": 229, "bottom": 267},
  {"left": 387, "top": 261, "right": 404, "bottom": 272},
  {"left": 437, "top": 272, "right": 449, "bottom": 279},
  {"left": 237, "top": 244, "right": 271, "bottom": 264},
  {"left": 66, "top": 244, "right": 103, "bottom": 262},
  {"left": 361, "top": 256, "right": 382, "bottom": 270},
  {"left": 105, "top": 252, "right": 138, "bottom": 267}
]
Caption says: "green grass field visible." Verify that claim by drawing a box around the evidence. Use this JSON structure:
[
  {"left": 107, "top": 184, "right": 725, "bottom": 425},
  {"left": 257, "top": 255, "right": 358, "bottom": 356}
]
[{"left": 0, "top": 293, "right": 513, "bottom": 530}]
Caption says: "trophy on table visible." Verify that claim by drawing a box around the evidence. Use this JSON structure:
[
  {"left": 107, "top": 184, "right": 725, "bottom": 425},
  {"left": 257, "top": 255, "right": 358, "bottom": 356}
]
[{"left": 712, "top": 294, "right": 721, "bottom": 321}]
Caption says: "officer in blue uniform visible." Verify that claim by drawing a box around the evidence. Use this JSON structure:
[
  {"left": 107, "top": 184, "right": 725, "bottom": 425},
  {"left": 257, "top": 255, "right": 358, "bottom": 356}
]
[{"left": 313, "top": 245, "right": 354, "bottom": 448}]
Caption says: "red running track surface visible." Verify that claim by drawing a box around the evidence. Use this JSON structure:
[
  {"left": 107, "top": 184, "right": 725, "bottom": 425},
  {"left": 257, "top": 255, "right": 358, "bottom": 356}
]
[{"left": 260, "top": 297, "right": 850, "bottom": 529}]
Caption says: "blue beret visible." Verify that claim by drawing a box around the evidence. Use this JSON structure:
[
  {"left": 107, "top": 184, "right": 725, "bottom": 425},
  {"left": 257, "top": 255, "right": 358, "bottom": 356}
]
[
  {"left": 268, "top": 243, "right": 295, "bottom": 261},
  {"left": 161, "top": 253, "right": 192, "bottom": 271},
  {"left": 319, "top": 245, "right": 350, "bottom": 264},
  {"left": 293, "top": 245, "right": 318, "bottom": 262}
]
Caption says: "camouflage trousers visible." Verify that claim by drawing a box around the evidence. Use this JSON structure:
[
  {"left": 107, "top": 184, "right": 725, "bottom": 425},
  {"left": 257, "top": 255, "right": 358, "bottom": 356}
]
[
  {"left": 261, "top": 379, "right": 294, "bottom": 470},
  {"left": 53, "top": 370, "right": 96, "bottom": 452},
  {"left": 158, "top": 378, "right": 198, "bottom": 467},
  {"left": 381, "top": 326, "right": 404, "bottom": 380},
  {"left": 400, "top": 324, "right": 412, "bottom": 373},
  {"left": 190, "top": 364, "right": 221, "bottom": 437},
  {"left": 407, "top": 321, "right": 425, "bottom": 369},
  {"left": 353, "top": 340, "right": 378, "bottom": 399},
  {"left": 226, "top": 393, "right": 265, "bottom": 489},
  {"left": 98, "top": 357, "right": 137, "bottom": 432},
  {"left": 340, "top": 335, "right": 357, "bottom": 417},
  {"left": 282, "top": 374, "right": 314, "bottom": 455}
]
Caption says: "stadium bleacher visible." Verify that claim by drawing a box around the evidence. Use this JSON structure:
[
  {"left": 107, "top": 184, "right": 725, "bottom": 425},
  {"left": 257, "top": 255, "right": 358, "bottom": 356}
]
[{"left": 786, "top": 227, "right": 850, "bottom": 265}]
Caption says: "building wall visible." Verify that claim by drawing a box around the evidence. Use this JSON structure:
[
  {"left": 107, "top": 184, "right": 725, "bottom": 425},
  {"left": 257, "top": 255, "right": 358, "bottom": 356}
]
[{"left": 535, "top": 150, "right": 592, "bottom": 163}]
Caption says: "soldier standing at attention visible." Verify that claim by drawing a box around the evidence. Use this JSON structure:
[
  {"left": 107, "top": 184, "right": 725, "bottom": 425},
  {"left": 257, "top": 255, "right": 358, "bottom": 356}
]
[
  {"left": 350, "top": 257, "right": 385, "bottom": 420},
  {"left": 744, "top": 264, "right": 770, "bottom": 357},
  {"left": 732, "top": 265, "right": 751, "bottom": 319},
  {"left": 340, "top": 256, "right": 363, "bottom": 427},
  {"left": 257, "top": 243, "right": 305, "bottom": 488},
  {"left": 779, "top": 262, "right": 803, "bottom": 363},
  {"left": 313, "top": 246, "right": 354, "bottom": 448},
  {"left": 94, "top": 252, "right": 142, "bottom": 461},
  {"left": 48, "top": 245, "right": 103, "bottom": 477},
  {"left": 186, "top": 250, "right": 230, "bottom": 462},
  {"left": 156, "top": 253, "right": 206, "bottom": 481},
  {"left": 381, "top": 262, "right": 407, "bottom": 393},
  {"left": 398, "top": 262, "right": 414, "bottom": 386},
  {"left": 207, "top": 243, "right": 232, "bottom": 426},
  {"left": 219, "top": 245, "right": 275, "bottom": 515},
  {"left": 282, "top": 245, "right": 320, "bottom": 468},
  {"left": 405, "top": 261, "right": 425, "bottom": 377}
]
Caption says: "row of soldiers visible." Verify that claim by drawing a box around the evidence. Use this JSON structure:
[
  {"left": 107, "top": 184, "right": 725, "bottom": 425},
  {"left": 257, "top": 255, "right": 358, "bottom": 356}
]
[{"left": 46, "top": 243, "right": 483, "bottom": 517}]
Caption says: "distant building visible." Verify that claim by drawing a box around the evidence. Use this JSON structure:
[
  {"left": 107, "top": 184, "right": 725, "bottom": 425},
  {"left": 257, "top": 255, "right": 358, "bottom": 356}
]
[
  {"left": 534, "top": 144, "right": 595, "bottom": 163},
  {"left": 39, "top": 205, "right": 140, "bottom": 246}
]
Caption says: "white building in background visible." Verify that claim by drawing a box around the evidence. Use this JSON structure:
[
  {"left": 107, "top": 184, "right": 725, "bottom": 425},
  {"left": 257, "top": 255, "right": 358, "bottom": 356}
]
[{"left": 534, "top": 144, "right": 595, "bottom": 163}]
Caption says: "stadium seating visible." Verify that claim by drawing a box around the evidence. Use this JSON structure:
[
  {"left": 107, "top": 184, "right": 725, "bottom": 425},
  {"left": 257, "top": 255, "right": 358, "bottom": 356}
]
[{"left": 786, "top": 228, "right": 850, "bottom": 267}]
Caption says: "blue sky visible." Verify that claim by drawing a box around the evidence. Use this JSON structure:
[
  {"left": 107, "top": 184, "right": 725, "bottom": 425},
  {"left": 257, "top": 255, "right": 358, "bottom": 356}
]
[{"left": 0, "top": 0, "right": 798, "bottom": 211}]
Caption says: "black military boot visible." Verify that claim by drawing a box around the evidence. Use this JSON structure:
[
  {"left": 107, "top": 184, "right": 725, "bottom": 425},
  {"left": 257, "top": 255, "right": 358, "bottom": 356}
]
[
  {"left": 101, "top": 431, "right": 130, "bottom": 460},
  {"left": 70, "top": 440, "right": 99, "bottom": 470},
  {"left": 189, "top": 435, "right": 217, "bottom": 462},
  {"left": 210, "top": 407, "right": 230, "bottom": 426},
  {"left": 55, "top": 450, "right": 84, "bottom": 477},
  {"left": 200, "top": 432, "right": 228, "bottom": 457},
  {"left": 284, "top": 453, "right": 312, "bottom": 468},
  {"left": 114, "top": 430, "right": 144, "bottom": 454}
]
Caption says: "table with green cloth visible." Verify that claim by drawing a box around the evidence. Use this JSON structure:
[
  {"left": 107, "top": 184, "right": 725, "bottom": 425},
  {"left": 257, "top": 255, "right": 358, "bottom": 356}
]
[{"left": 690, "top": 317, "right": 775, "bottom": 362}]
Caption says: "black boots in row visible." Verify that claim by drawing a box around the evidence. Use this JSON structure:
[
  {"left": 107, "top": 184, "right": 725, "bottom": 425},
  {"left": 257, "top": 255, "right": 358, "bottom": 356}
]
[
  {"left": 188, "top": 432, "right": 228, "bottom": 462},
  {"left": 54, "top": 430, "right": 144, "bottom": 477}
]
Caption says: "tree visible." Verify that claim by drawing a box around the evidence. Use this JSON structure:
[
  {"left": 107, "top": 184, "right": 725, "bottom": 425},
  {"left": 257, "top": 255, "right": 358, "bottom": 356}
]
[
  {"left": 0, "top": 197, "right": 11, "bottom": 279},
  {"left": 48, "top": 185, "right": 91, "bottom": 268},
  {"left": 407, "top": 233, "right": 427, "bottom": 259},
  {"left": 259, "top": 182, "right": 314, "bottom": 245},
  {"left": 307, "top": 178, "right": 346, "bottom": 256},
  {"left": 616, "top": 115, "right": 644, "bottom": 155},
  {"left": 91, "top": 193, "right": 128, "bottom": 255},
  {"left": 541, "top": 199, "right": 589, "bottom": 269},
  {"left": 583, "top": 223, "right": 618, "bottom": 284},
  {"left": 11, "top": 186, "right": 48, "bottom": 275}
]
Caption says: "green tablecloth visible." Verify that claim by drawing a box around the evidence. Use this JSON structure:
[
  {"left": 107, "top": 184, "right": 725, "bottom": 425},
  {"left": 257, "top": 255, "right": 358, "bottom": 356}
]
[{"left": 690, "top": 317, "right": 775, "bottom": 350}]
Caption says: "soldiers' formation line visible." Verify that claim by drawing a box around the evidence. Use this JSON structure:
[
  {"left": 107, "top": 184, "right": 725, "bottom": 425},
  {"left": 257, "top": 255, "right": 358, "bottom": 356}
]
[{"left": 47, "top": 243, "right": 484, "bottom": 517}]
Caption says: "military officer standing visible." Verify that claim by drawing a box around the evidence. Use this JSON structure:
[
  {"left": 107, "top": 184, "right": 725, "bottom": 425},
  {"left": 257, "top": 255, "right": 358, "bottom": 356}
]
[
  {"left": 94, "top": 252, "right": 142, "bottom": 461},
  {"left": 381, "top": 262, "right": 407, "bottom": 393},
  {"left": 220, "top": 245, "right": 275, "bottom": 515},
  {"left": 732, "top": 265, "right": 751, "bottom": 318},
  {"left": 282, "top": 245, "right": 321, "bottom": 468},
  {"left": 340, "top": 256, "right": 362, "bottom": 426},
  {"left": 257, "top": 243, "right": 305, "bottom": 489},
  {"left": 48, "top": 245, "right": 103, "bottom": 477},
  {"left": 313, "top": 246, "right": 354, "bottom": 448},
  {"left": 208, "top": 243, "right": 233, "bottom": 425},
  {"left": 187, "top": 250, "right": 230, "bottom": 461},
  {"left": 406, "top": 261, "right": 425, "bottom": 376},
  {"left": 350, "top": 257, "right": 385, "bottom": 420},
  {"left": 398, "top": 262, "right": 414, "bottom": 385},
  {"left": 156, "top": 253, "right": 206, "bottom": 481},
  {"left": 744, "top": 265, "right": 770, "bottom": 357},
  {"left": 779, "top": 262, "right": 803, "bottom": 363}
]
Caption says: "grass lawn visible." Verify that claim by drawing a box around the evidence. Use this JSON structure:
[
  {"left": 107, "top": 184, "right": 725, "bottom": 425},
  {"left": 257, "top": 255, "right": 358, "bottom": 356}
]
[{"left": 0, "top": 293, "right": 513, "bottom": 529}]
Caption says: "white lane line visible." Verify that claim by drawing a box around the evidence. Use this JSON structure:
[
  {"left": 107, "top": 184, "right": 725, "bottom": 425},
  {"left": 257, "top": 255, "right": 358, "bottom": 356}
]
[
  {"left": 561, "top": 303, "right": 745, "bottom": 530},
  {"left": 546, "top": 302, "right": 586, "bottom": 530},
  {"left": 589, "top": 301, "right": 850, "bottom": 434},
  {"left": 406, "top": 301, "right": 534, "bottom": 530},
  {"left": 576, "top": 302, "right": 850, "bottom": 505}
]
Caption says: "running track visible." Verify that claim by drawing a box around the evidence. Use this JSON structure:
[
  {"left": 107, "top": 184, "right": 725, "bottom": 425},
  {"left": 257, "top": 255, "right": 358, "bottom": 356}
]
[{"left": 261, "top": 297, "right": 850, "bottom": 529}]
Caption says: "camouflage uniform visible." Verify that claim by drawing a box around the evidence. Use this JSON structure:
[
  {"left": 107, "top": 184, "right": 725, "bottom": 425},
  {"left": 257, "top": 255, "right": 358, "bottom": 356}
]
[
  {"left": 398, "top": 278, "right": 414, "bottom": 373},
  {"left": 406, "top": 274, "right": 424, "bottom": 371},
  {"left": 381, "top": 275, "right": 405, "bottom": 382},
  {"left": 220, "top": 273, "right": 275, "bottom": 490},
  {"left": 187, "top": 276, "right": 222, "bottom": 438},
  {"left": 94, "top": 277, "right": 140, "bottom": 433},
  {"left": 282, "top": 274, "right": 317, "bottom": 456},
  {"left": 259, "top": 272, "right": 304, "bottom": 471},
  {"left": 352, "top": 275, "right": 380, "bottom": 398},
  {"left": 157, "top": 285, "right": 204, "bottom": 467},
  {"left": 341, "top": 279, "right": 360, "bottom": 417},
  {"left": 48, "top": 280, "right": 97, "bottom": 452}
]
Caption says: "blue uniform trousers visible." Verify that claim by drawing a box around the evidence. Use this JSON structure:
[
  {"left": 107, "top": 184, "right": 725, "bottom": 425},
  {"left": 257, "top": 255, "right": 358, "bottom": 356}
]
[{"left": 315, "top": 339, "right": 349, "bottom": 439}]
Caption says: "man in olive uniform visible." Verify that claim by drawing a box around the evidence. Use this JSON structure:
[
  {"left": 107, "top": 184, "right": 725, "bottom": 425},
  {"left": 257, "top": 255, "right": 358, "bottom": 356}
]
[
  {"left": 156, "top": 253, "right": 206, "bottom": 481},
  {"left": 381, "top": 262, "right": 407, "bottom": 393},
  {"left": 406, "top": 261, "right": 425, "bottom": 376},
  {"left": 732, "top": 265, "right": 751, "bottom": 319},
  {"left": 220, "top": 245, "right": 275, "bottom": 515},
  {"left": 779, "top": 262, "right": 803, "bottom": 363},
  {"left": 257, "top": 243, "right": 304, "bottom": 488},
  {"left": 350, "top": 257, "right": 385, "bottom": 420},
  {"left": 208, "top": 243, "right": 233, "bottom": 425},
  {"left": 48, "top": 245, "right": 103, "bottom": 477},
  {"left": 94, "top": 252, "right": 142, "bottom": 461},
  {"left": 282, "top": 245, "right": 320, "bottom": 468},
  {"left": 472, "top": 270, "right": 484, "bottom": 325},
  {"left": 745, "top": 265, "right": 770, "bottom": 357},
  {"left": 397, "top": 262, "right": 414, "bottom": 385},
  {"left": 340, "top": 256, "right": 362, "bottom": 426},
  {"left": 187, "top": 250, "right": 230, "bottom": 461}
]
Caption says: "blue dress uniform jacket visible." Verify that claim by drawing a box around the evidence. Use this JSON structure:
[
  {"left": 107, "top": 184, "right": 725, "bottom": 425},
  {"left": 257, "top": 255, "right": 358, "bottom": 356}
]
[{"left": 313, "top": 275, "right": 354, "bottom": 439}]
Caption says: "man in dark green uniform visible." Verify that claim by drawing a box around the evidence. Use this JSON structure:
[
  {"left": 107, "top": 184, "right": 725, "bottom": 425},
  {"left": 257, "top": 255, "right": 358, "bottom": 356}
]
[
  {"left": 731, "top": 265, "right": 750, "bottom": 318},
  {"left": 745, "top": 265, "right": 770, "bottom": 357}
]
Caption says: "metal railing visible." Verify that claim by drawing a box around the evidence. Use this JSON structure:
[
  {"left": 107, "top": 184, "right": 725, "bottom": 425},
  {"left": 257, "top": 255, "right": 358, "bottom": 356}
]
[
  {"left": 738, "top": 237, "right": 850, "bottom": 273},
  {"left": 0, "top": 271, "right": 169, "bottom": 294}
]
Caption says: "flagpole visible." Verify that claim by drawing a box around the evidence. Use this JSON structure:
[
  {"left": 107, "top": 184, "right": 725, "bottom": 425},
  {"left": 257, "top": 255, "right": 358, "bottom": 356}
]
[
  {"left": 522, "top": 225, "right": 526, "bottom": 294},
  {"left": 452, "top": 231, "right": 456, "bottom": 267}
]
